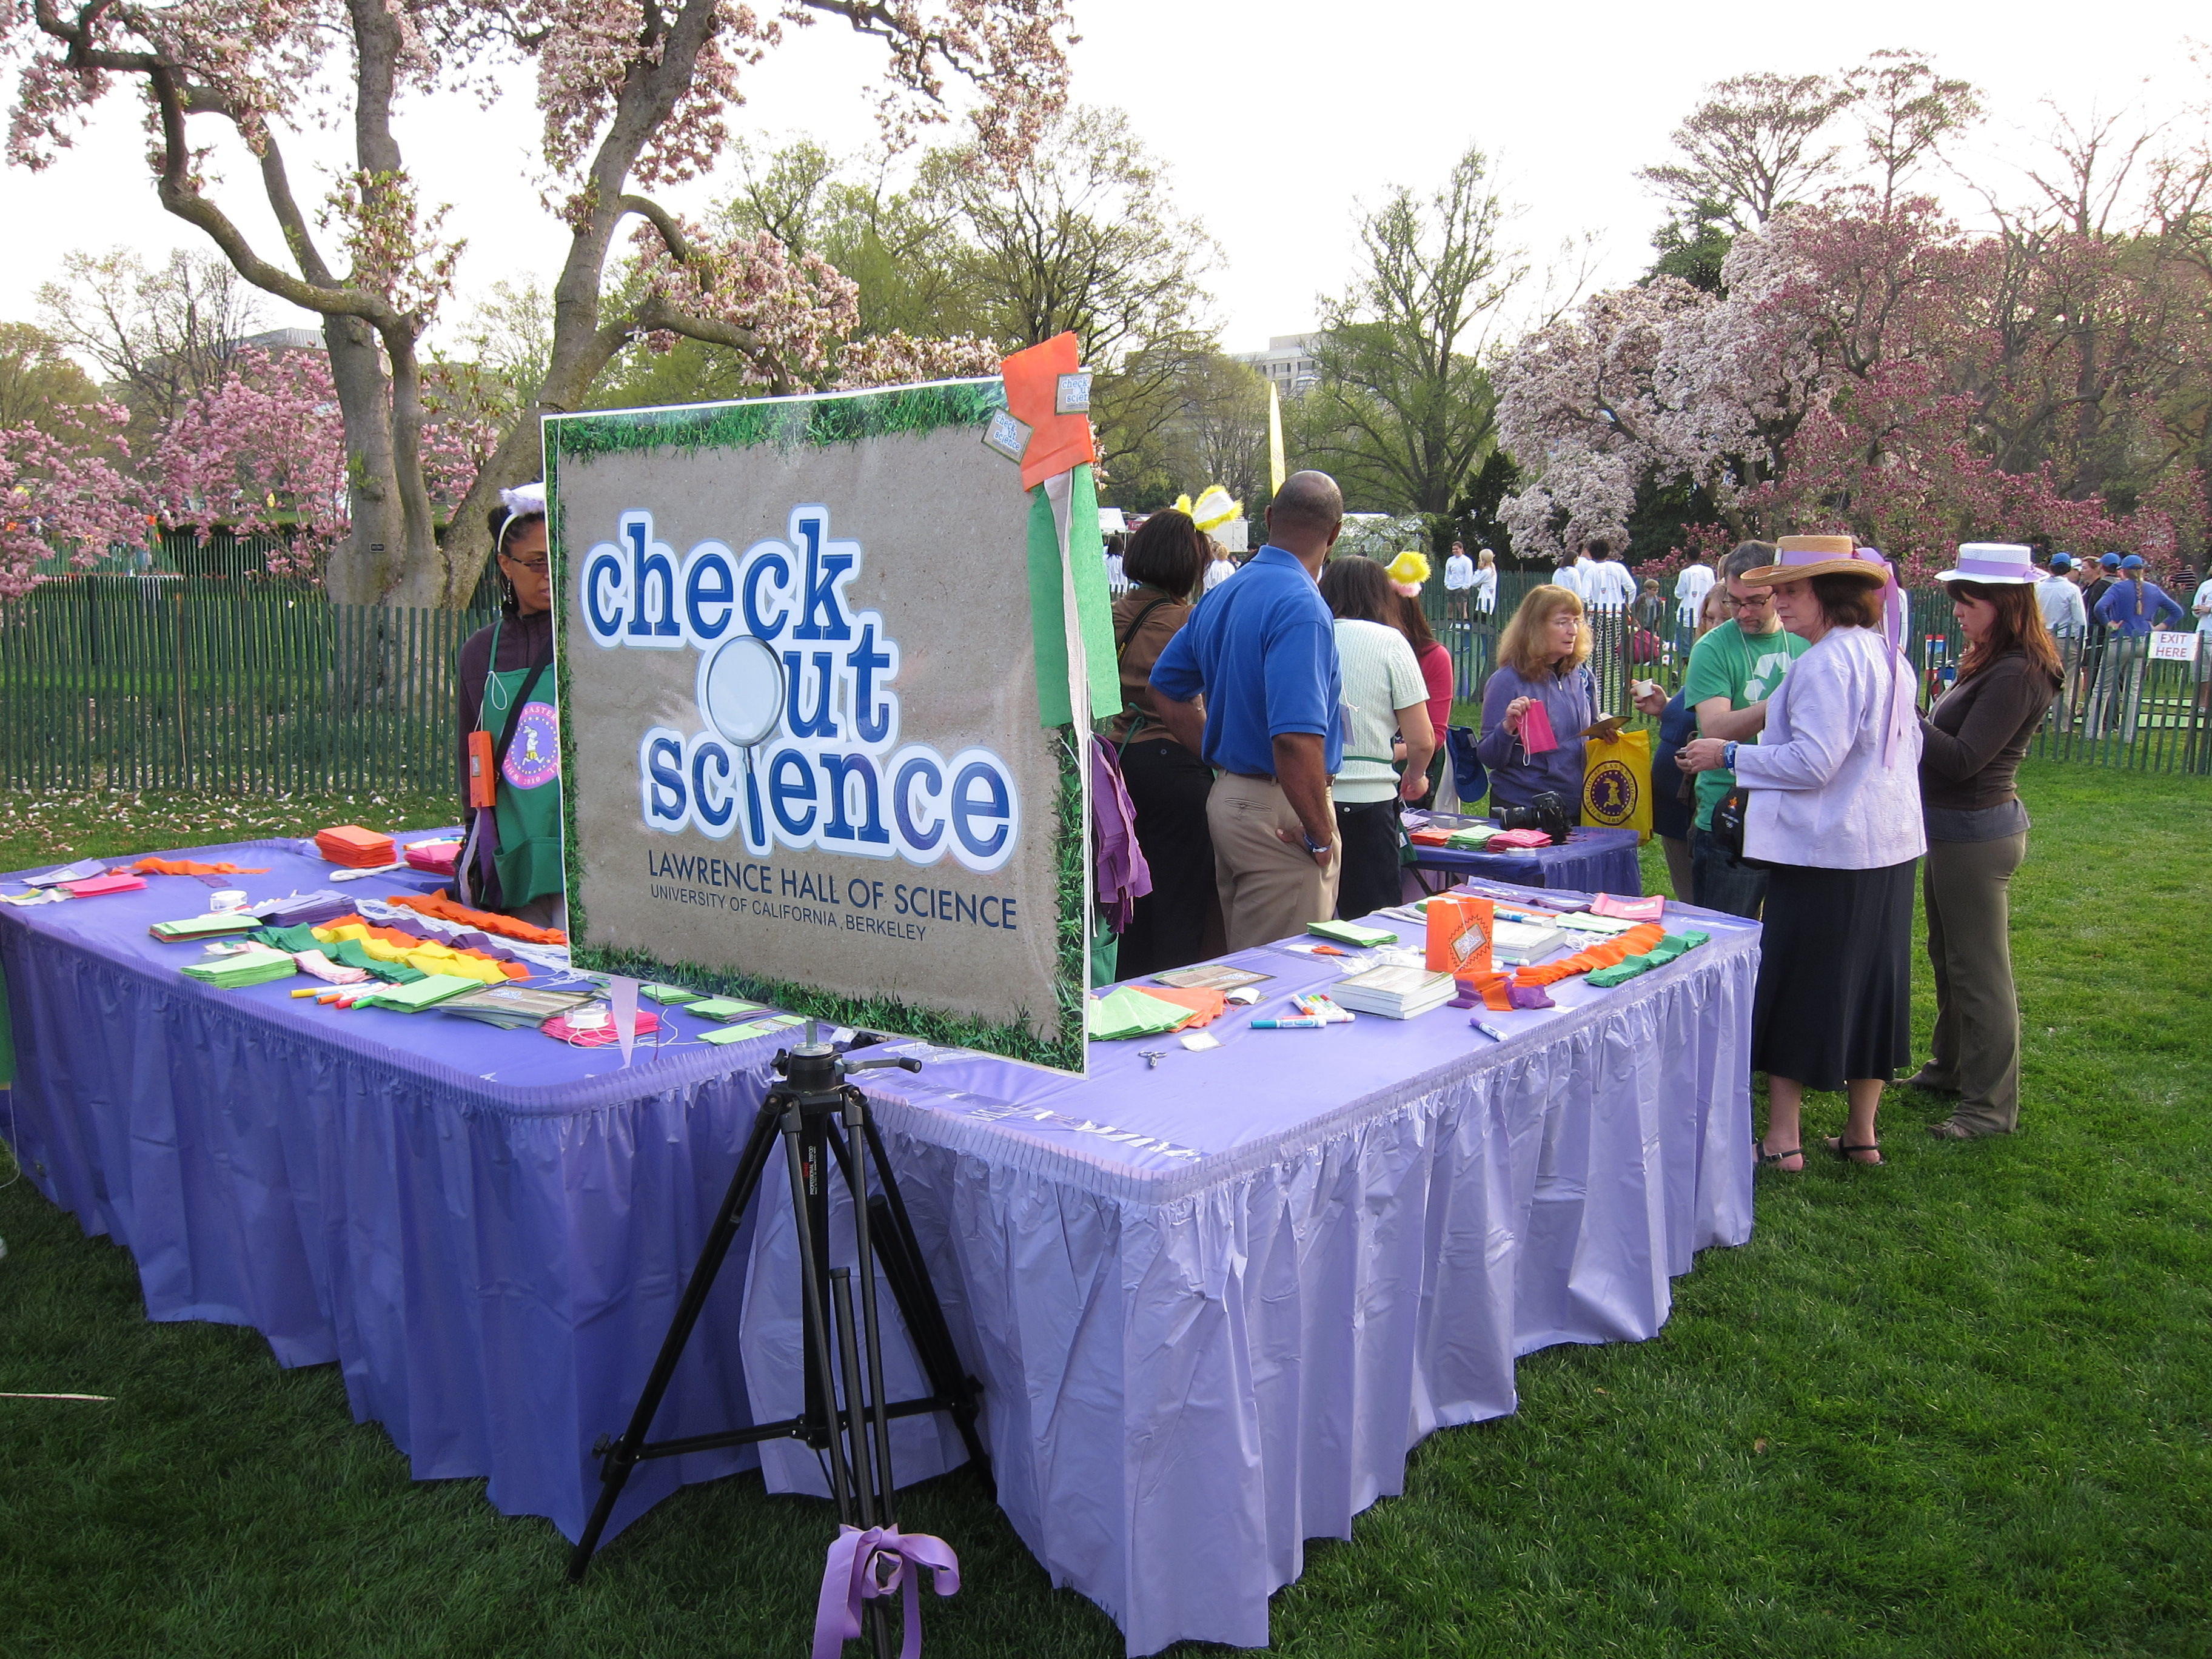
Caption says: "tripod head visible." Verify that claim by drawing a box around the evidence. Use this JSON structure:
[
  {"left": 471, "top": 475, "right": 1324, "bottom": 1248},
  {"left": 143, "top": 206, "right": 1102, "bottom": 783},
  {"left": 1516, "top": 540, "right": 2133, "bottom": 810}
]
[{"left": 771, "top": 1037, "right": 922, "bottom": 1106}]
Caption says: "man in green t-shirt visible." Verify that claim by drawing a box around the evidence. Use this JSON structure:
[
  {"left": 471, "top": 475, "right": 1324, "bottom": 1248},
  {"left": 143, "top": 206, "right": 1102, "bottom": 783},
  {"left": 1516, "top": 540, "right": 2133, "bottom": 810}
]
[{"left": 1680, "top": 543, "right": 1810, "bottom": 917}]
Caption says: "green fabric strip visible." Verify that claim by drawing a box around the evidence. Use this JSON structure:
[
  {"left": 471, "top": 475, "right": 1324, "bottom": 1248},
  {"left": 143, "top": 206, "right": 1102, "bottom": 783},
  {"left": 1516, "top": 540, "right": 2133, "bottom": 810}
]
[
  {"left": 1067, "top": 464, "right": 1122, "bottom": 722},
  {"left": 326, "top": 940, "right": 427, "bottom": 984},
  {"left": 1025, "top": 484, "right": 1074, "bottom": 727}
]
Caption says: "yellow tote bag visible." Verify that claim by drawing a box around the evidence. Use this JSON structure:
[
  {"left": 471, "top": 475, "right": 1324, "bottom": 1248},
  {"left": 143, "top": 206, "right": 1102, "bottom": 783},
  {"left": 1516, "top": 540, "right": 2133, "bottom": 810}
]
[{"left": 1582, "top": 729, "right": 1654, "bottom": 842}]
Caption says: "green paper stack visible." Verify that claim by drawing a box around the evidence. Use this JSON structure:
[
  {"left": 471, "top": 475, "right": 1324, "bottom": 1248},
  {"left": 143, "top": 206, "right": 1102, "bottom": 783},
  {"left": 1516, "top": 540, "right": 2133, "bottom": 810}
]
[
  {"left": 641, "top": 984, "right": 703, "bottom": 1005},
  {"left": 348, "top": 973, "right": 482, "bottom": 1013},
  {"left": 1445, "top": 825, "right": 1501, "bottom": 850},
  {"left": 700, "top": 1012, "right": 810, "bottom": 1045},
  {"left": 1085, "top": 987, "right": 1191, "bottom": 1041},
  {"left": 151, "top": 913, "right": 258, "bottom": 942},
  {"left": 1307, "top": 919, "right": 1398, "bottom": 949},
  {"left": 180, "top": 945, "right": 298, "bottom": 990},
  {"left": 688, "top": 996, "right": 768, "bottom": 1021}
]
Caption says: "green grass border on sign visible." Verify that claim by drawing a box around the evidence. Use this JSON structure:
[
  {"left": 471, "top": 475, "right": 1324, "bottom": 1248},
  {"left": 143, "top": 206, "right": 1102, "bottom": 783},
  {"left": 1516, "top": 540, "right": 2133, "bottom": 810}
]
[{"left": 542, "top": 379, "right": 1084, "bottom": 1074}]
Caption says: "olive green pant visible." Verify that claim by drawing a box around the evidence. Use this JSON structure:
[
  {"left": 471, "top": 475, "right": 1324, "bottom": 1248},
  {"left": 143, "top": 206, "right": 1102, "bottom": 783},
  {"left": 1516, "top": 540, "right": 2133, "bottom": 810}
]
[{"left": 1922, "top": 833, "right": 2028, "bottom": 1132}]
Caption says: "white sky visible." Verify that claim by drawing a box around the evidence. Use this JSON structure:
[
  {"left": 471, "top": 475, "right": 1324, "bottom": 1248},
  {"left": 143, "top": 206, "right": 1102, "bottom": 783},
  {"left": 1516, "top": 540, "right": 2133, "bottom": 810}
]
[{"left": 1, "top": 0, "right": 2204, "bottom": 362}]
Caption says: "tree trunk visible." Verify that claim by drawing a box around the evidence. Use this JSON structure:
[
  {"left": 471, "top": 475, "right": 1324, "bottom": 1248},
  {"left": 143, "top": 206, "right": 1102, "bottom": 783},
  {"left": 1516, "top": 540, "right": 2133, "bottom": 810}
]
[{"left": 321, "top": 313, "right": 413, "bottom": 605}]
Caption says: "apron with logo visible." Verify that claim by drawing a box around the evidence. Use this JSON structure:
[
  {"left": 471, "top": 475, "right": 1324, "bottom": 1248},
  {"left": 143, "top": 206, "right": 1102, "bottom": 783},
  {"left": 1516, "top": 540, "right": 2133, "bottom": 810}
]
[{"left": 466, "top": 617, "right": 564, "bottom": 908}]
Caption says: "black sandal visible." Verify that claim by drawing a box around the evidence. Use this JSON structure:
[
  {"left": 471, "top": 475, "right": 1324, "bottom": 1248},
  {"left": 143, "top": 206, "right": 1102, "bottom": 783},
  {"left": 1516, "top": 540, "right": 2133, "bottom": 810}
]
[
  {"left": 1826, "top": 1136, "right": 1883, "bottom": 1165},
  {"left": 1755, "top": 1137, "right": 1803, "bottom": 1171}
]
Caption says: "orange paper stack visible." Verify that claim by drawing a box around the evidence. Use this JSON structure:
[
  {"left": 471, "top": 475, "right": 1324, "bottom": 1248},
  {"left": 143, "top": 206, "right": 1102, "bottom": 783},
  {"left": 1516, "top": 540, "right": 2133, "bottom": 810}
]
[{"left": 315, "top": 824, "right": 396, "bottom": 868}]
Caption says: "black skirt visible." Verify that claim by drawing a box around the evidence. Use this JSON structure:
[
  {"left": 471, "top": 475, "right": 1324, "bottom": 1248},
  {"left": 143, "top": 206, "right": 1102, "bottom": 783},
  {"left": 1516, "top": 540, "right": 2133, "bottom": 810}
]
[{"left": 1751, "top": 859, "right": 1918, "bottom": 1090}]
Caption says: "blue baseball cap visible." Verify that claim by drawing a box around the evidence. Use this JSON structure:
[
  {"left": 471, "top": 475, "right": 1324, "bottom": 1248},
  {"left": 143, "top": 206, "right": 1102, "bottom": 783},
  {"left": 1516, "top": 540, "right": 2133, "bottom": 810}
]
[
  {"left": 2120, "top": 554, "right": 2147, "bottom": 570},
  {"left": 2049, "top": 554, "right": 2074, "bottom": 572},
  {"left": 2100, "top": 553, "right": 2123, "bottom": 570}
]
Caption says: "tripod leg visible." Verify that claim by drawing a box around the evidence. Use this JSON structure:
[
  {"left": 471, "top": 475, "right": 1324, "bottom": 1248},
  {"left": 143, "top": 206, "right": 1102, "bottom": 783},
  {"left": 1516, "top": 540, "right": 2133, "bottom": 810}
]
[
  {"left": 860, "top": 1115, "right": 994, "bottom": 1490},
  {"left": 786, "top": 1111, "right": 858, "bottom": 1524},
  {"left": 568, "top": 1097, "right": 784, "bottom": 1581},
  {"left": 843, "top": 1096, "right": 900, "bottom": 1529},
  {"left": 832, "top": 1270, "right": 897, "bottom": 1659}
]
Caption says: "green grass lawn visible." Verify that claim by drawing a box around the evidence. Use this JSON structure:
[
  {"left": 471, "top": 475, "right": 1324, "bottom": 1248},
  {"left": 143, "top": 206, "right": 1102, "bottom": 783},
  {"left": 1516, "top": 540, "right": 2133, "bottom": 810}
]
[{"left": 3, "top": 760, "right": 2209, "bottom": 1657}]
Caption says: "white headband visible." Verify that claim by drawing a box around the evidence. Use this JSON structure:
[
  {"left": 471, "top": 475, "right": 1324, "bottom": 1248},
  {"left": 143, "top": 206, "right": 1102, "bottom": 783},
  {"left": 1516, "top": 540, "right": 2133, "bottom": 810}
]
[{"left": 497, "top": 481, "right": 547, "bottom": 555}]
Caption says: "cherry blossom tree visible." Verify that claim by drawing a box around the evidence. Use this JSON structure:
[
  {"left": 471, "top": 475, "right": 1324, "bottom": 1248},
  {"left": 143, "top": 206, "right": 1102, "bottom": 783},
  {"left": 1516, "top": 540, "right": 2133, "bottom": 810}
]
[
  {"left": 148, "top": 346, "right": 347, "bottom": 578},
  {"left": 9, "top": 0, "right": 1073, "bottom": 606},
  {"left": 0, "top": 404, "right": 147, "bottom": 599}
]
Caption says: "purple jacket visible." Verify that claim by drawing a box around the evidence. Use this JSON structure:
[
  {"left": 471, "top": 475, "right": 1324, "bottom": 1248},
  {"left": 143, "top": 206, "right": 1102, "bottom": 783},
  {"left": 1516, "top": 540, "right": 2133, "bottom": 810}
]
[
  {"left": 1090, "top": 736, "right": 1151, "bottom": 936},
  {"left": 1474, "top": 662, "right": 1594, "bottom": 810}
]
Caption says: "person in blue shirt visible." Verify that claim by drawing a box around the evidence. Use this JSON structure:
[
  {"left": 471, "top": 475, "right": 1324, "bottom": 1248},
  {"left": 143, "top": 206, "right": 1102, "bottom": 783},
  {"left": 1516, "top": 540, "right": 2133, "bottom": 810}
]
[
  {"left": 2088, "top": 554, "right": 2184, "bottom": 741},
  {"left": 2092, "top": 554, "right": 2184, "bottom": 637},
  {"left": 1151, "top": 471, "right": 1347, "bottom": 951}
]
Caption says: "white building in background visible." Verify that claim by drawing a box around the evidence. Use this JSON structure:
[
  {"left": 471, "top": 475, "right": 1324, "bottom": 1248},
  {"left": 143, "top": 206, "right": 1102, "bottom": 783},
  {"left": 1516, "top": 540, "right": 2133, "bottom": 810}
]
[{"left": 1232, "top": 333, "right": 1321, "bottom": 396}]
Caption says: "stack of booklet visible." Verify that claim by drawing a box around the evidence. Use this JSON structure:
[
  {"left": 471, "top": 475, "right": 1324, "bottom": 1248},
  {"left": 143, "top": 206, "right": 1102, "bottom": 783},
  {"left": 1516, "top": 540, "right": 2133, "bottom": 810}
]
[
  {"left": 1491, "top": 919, "right": 1567, "bottom": 965},
  {"left": 150, "top": 912, "right": 260, "bottom": 942},
  {"left": 1329, "top": 962, "right": 1456, "bottom": 1019},
  {"left": 437, "top": 984, "right": 596, "bottom": 1029}
]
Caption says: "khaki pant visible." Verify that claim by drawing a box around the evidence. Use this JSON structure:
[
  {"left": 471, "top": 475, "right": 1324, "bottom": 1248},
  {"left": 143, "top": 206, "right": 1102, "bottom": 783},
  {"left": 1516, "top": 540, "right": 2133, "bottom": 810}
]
[
  {"left": 1207, "top": 772, "right": 1341, "bottom": 953},
  {"left": 1923, "top": 833, "right": 2028, "bottom": 1132}
]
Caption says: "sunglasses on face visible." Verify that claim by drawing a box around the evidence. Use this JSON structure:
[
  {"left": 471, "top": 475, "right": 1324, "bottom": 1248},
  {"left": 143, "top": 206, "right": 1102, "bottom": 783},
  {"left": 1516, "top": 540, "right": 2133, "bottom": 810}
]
[{"left": 501, "top": 552, "right": 551, "bottom": 576}]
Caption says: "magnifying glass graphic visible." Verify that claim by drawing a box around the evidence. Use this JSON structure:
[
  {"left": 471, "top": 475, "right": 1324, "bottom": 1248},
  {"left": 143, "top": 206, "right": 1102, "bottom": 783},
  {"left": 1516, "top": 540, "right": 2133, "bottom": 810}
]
[{"left": 697, "top": 635, "right": 785, "bottom": 849}]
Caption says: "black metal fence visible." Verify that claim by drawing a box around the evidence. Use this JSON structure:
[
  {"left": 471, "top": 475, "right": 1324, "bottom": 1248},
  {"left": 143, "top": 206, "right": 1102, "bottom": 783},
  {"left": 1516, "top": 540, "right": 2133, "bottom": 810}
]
[
  {"left": 1423, "top": 572, "right": 2210, "bottom": 775},
  {"left": 0, "top": 577, "right": 493, "bottom": 796}
]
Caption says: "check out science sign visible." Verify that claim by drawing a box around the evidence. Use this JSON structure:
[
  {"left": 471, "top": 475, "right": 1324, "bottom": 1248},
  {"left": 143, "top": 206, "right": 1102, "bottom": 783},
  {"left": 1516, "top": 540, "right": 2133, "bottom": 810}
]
[{"left": 545, "top": 380, "right": 1081, "bottom": 1065}]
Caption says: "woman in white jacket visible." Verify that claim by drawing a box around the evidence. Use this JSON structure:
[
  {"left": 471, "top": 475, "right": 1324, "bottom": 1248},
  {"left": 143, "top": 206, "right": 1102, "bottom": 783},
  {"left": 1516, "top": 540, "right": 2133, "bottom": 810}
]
[{"left": 1679, "top": 536, "right": 1924, "bottom": 1170}]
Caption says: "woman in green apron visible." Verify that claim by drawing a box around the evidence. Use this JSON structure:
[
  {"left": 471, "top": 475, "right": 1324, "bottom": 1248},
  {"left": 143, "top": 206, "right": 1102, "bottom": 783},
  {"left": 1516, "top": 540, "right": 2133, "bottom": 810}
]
[{"left": 455, "top": 483, "right": 566, "bottom": 927}]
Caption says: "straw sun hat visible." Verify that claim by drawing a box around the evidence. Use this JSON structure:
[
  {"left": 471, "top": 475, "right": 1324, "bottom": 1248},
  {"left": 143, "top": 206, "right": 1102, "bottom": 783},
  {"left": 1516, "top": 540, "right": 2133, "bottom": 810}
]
[{"left": 1737, "top": 534, "right": 1891, "bottom": 585}]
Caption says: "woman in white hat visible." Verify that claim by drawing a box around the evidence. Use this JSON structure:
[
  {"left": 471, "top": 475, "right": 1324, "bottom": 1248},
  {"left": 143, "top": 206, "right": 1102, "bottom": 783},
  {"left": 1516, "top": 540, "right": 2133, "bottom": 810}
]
[
  {"left": 1678, "top": 535, "right": 1923, "bottom": 1168},
  {"left": 1908, "top": 545, "right": 2062, "bottom": 1138}
]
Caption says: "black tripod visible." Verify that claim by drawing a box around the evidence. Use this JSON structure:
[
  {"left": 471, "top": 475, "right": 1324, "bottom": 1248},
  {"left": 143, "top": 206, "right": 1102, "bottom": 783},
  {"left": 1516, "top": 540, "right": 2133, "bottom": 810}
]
[{"left": 567, "top": 1036, "right": 989, "bottom": 1654}]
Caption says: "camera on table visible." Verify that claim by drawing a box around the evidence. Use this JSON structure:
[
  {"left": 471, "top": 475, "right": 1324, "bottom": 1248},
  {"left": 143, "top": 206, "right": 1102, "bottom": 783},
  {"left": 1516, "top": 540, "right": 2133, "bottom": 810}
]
[{"left": 1494, "top": 792, "right": 1572, "bottom": 845}]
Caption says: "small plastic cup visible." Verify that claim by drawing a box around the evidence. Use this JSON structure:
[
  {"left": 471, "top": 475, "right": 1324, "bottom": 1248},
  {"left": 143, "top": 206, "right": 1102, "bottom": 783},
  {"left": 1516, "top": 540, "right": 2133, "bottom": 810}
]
[{"left": 210, "top": 889, "right": 249, "bottom": 913}]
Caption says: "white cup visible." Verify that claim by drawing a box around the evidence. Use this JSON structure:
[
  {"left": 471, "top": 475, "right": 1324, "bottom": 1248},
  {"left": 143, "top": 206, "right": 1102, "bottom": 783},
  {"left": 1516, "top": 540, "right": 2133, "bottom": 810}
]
[{"left": 210, "top": 889, "right": 249, "bottom": 913}]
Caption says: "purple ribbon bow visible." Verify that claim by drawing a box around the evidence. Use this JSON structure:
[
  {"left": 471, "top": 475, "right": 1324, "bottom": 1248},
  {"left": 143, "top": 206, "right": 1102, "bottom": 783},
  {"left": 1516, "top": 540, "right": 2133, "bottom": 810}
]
[{"left": 811, "top": 1524, "right": 962, "bottom": 1659}]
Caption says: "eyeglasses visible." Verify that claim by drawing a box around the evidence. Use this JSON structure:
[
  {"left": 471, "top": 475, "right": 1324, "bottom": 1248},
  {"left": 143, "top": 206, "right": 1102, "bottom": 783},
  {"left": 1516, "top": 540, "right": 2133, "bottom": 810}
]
[
  {"left": 501, "top": 553, "right": 551, "bottom": 575},
  {"left": 1720, "top": 590, "right": 1772, "bottom": 609}
]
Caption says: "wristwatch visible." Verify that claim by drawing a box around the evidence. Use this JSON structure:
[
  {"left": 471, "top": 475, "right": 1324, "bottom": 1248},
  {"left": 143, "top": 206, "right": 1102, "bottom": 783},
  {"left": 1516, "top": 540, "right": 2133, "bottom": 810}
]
[
  {"left": 1301, "top": 830, "right": 1330, "bottom": 857},
  {"left": 1723, "top": 741, "right": 1739, "bottom": 769}
]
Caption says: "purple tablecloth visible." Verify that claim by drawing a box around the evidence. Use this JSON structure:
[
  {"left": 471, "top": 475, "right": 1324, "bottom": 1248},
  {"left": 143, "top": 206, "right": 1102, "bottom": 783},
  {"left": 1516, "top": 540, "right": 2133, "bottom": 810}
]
[
  {"left": 2, "top": 837, "right": 1758, "bottom": 1655},
  {"left": 1407, "top": 823, "right": 1643, "bottom": 894}
]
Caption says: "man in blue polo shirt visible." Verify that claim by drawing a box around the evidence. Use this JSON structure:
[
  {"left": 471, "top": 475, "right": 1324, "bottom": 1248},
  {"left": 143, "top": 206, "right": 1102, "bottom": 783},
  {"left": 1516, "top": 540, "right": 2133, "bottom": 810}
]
[{"left": 1151, "top": 471, "right": 1346, "bottom": 950}]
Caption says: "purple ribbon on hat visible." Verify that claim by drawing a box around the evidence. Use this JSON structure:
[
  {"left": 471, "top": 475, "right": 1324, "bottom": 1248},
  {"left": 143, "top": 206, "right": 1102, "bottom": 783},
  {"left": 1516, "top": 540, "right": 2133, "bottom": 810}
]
[
  {"left": 1948, "top": 544, "right": 2039, "bottom": 583},
  {"left": 813, "top": 1524, "right": 962, "bottom": 1659}
]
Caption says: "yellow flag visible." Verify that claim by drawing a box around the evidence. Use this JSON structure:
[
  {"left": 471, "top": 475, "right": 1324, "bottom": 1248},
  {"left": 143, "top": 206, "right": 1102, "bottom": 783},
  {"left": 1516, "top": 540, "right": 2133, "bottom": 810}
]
[
  {"left": 1582, "top": 729, "right": 1654, "bottom": 842},
  {"left": 1268, "top": 383, "right": 1286, "bottom": 496}
]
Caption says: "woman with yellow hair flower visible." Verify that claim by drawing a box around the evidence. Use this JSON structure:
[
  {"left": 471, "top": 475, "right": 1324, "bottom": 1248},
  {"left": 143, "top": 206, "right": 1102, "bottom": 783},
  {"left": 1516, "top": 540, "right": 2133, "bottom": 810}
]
[{"left": 1384, "top": 551, "right": 1453, "bottom": 804}]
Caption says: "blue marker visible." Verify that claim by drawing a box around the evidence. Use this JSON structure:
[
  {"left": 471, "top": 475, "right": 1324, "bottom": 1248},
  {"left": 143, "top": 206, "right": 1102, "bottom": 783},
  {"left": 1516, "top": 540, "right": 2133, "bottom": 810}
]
[
  {"left": 1252, "top": 1016, "right": 1328, "bottom": 1030},
  {"left": 1470, "top": 1020, "right": 1508, "bottom": 1043}
]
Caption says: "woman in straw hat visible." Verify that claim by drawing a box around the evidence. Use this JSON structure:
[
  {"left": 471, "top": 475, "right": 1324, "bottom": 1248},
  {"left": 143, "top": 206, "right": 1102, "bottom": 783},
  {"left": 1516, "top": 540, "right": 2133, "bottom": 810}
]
[
  {"left": 1908, "top": 545, "right": 2062, "bottom": 1138},
  {"left": 1679, "top": 535, "right": 1925, "bottom": 1168}
]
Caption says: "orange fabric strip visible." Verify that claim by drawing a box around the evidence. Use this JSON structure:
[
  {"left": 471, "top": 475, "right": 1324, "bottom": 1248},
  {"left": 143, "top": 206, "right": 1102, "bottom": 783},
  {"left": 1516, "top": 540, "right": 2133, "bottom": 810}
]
[
  {"left": 129, "top": 858, "right": 272, "bottom": 876},
  {"left": 383, "top": 891, "right": 569, "bottom": 945},
  {"left": 1514, "top": 923, "right": 1667, "bottom": 987}
]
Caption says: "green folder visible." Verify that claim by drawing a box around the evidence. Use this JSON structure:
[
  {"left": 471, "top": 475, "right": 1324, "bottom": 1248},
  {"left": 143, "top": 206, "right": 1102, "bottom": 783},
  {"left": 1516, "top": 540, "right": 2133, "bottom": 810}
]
[
  {"left": 1085, "top": 987, "right": 1191, "bottom": 1042},
  {"left": 1307, "top": 919, "right": 1398, "bottom": 948},
  {"left": 641, "top": 984, "right": 703, "bottom": 1005},
  {"left": 152, "top": 913, "right": 259, "bottom": 940}
]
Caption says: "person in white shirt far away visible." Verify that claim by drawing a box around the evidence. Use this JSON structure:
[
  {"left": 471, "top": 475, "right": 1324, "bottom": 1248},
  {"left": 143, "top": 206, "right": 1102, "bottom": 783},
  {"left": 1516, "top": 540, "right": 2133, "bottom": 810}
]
[
  {"left": 1105, "top": 541, "right": 1128, "bottom": 595},
  {"left": 1473, "top": 548, "right": 1498, "bottom": 618},
  {"left": 1202, "top": 540, "right": 1237, "bottom": 592},
  {"left": 2036, "top": 552, "right": 2090, "bottom": 731},
  {"left": 1675, "top": 554, "right": 1716, "bottom": 637},
  {"left": 1585, "top": 536, "right": 1638, "bottom": 611},
  {"left": 1552, "top": 551, "right": 1587, "bottom": 600},
  {"left": 1443, "top": 540, "right": 1476, "bottom": 625},
  {"left": 2193, "top": 560, "right": 2212, "bottom": 712}
]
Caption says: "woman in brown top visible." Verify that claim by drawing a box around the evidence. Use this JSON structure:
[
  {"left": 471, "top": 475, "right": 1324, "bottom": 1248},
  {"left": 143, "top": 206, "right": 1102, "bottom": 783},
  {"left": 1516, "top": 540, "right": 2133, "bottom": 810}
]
[
  {"left": 1910, "top": 549, "right": 2062, "bottom": 1139},
  {"left": 1108, "top": 510, "right": 1213, "bottom": 977}
]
